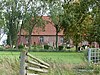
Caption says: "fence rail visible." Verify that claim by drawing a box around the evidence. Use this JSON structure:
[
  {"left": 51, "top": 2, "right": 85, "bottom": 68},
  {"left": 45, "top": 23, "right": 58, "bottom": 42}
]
[
  {"left": 88, "top": 48, "right": 100, "bottom": 63},
  {"left": 20, "top": 50, "right": 50, "bottom": 75}
]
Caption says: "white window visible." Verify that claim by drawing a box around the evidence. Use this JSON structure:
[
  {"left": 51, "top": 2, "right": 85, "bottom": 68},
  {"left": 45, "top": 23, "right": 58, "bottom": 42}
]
[
  {"left": 40, "top": 36, "right": 44, "bottom": 43},
  {"left": 60, "top": 37, "right": 63, "bottom": 43}
]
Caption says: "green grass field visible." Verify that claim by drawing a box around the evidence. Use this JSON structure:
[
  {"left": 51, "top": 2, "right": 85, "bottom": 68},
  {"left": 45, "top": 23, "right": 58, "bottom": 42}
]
[
  {"left": 0, "top": 51, "right": 100, "bottom": 75},
  {"left": 0, "top": 51, "right": 85, "bottom": 64}
]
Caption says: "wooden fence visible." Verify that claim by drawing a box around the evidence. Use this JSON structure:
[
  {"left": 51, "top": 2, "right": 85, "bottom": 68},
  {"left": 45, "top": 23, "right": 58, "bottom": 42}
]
[
  {"left": 20, "top": 50, "right": 50, "bottom": 75},
  {"left": 88, "top": 48, "right": 100, "bottom": 63}
]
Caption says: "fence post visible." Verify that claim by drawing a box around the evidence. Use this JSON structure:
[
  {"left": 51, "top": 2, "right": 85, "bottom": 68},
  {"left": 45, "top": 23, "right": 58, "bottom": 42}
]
[
  {"left": 19, "top": 50, "right": 50, "bottom": 75},
  {"left": 19, "top": 50, "right": 27, "bottom": 75},
  {"left": 88, "top": 48, "right": 91, "bottom": 63}
]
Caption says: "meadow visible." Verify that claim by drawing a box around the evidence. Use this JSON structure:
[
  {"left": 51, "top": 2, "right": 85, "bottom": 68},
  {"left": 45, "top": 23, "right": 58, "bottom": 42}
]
[
  {"left": 0, "top": 51, "right": 100, "bottom": 75},
  {"left": 0, "top": 51, "right": 84, "bottom": 64}
]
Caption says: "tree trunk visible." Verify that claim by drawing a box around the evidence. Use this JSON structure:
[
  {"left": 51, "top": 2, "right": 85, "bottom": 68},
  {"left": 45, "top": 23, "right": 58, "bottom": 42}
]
[
  {"left": 15, "top": 36, "right": 18, "bottom": 49},
  {"left": 75, "top": 43, "right": 78, "bottom": 52},
  {"left": 56, "top": 32, "right": 58, "bottom": 50},
  {"left": 28, "top": 32, "right": 32, "bottom": 50},
  {"left": 16, "top": 21, "right": 23, "bottom": 49},
  {"left": 16, "top": 29, "right": 21, "bottom": 49},
  {"left": 7, "top": 33, "right": 12, "bottom": 47},
  {"left": 75, "top": 34, "right": 79, "bottom": 52},
  {"left": 9, "top": 35, "right": 12, "bottom": 47},
  {"left": 28, "top": 25, "right": 34, "bottom": 50}
]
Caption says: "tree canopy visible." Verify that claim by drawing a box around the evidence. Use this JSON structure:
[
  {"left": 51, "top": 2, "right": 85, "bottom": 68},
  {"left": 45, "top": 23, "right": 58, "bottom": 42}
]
[{"left": 0, "top": 0, "right": 100, "bottom": 49}]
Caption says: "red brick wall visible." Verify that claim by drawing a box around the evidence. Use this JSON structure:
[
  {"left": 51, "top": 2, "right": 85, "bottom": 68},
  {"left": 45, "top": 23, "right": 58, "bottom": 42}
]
[
  {"left": 18, "top": 35, "right": 63, "bottom": 46},
  {"left": 31, "top": 35, "right": 63, "bottom": 46}
]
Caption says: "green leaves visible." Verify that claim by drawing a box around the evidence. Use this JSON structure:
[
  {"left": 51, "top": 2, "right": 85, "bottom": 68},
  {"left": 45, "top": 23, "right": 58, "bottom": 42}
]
[
  {"left": 0, "top": 0, "right": 48, "bottom": 47},
  {"left": 0, "top": 19, "right": 4, "bottom": 28}
]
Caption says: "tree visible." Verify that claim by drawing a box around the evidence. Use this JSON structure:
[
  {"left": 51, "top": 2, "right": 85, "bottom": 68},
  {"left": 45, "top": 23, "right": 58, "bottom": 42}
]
[
  {"left": 1, "top": 0, "right": 25, "bottom": 47},
  {"left": 86, "top": 0, "right": 100, "bottom": 47},
  {"left": 47, "top": 0, "right": 63, "bottom": 50},
  {"left": 22, "top": 0, "right": 47, "bottom": 50},
  {"left": 1, "top": 0, "right": 47, "bottom": 49},
  {"left": 61, "top": 0, "right": 93, "bottom": 51}
]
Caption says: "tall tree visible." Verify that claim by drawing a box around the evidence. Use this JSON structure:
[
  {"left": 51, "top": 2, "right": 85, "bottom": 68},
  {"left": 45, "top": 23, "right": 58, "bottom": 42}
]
[
  {"left": 86, "top": 0, "right": 100, "bottom": 47},
  {"left": 1, "top": 0, "right": 47, "bottom": 49},
  {"left": 47, "top": 0, "right": 63, "bottom": 50},
  {"left": 22, "top": 0, "right": 47, "bottom": 50},
  {"left": 61, "top": 0, "right": 93, "bottom": 51},
  {"left": 1, "top": 0, "right": 24, "bottom": 47}
]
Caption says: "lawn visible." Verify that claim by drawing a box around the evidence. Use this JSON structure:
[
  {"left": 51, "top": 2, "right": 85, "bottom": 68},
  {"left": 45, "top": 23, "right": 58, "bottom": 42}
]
[{"left": 0, "top": 51, "right": 85, "bottom": 64}]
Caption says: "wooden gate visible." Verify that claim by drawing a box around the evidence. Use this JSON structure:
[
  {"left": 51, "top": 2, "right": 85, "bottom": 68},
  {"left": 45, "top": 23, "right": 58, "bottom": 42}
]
[{"left": 20, "top": 50, "right": 50, "bottom": 75}]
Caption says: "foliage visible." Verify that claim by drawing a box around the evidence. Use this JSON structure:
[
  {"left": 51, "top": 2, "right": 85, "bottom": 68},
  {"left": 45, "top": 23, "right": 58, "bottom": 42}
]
[
  {"left": 60, "top": 0, "right": 94, "bottom": 51},
  {"left": 0, "top": 0, "right": 100, "bottom": 50},
  {"left": 47, "top": 0, "right": 63, "bottom": 50},
  {"left": 86, "top": 0, "right": 100, "bottom": 45},
  {"left": 58, "top": 45, "right": 63, "bottom": 51},
  {"left": 21, "top": 0, "right": 47, "bottom": 49},
  {"left": 43, "top": 0, "right": 100, "bottom": 50},
  {"left": 44, "top": 45, "right": 49, "bottom": 50},
  {"left": 0, "top": 0, "right": 25, "bottom": 47},
  {"left": 0, "top": 0, "right": 47, "bottom": 49},
  {"left": 18, "top": 44, "right": 24, "bottom": 49}
]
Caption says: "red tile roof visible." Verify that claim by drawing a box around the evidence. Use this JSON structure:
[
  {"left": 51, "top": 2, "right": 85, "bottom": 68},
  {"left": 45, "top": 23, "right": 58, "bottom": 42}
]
[{"left": 19, "top": 16, "right": 63, "bottom": 36}]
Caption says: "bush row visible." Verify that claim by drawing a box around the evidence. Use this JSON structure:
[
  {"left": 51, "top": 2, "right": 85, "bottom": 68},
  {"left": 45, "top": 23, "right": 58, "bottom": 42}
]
[{"left": 0, "top": 44, "right": 73, "bottom": 52}]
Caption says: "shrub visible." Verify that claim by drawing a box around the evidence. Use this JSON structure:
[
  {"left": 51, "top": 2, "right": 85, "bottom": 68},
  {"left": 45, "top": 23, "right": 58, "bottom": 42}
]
[
  {"left": 18, "top": 44, "right": 24, "bottom": 49},
  {"left": 44, "top": 45, "right": 49, "bottom": 49},
  {"left": 67, "top": 46, "right": 70, "bottom": 49},
  {"left": 58, "top": 46, "right": 63, "bottom": 50}
]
